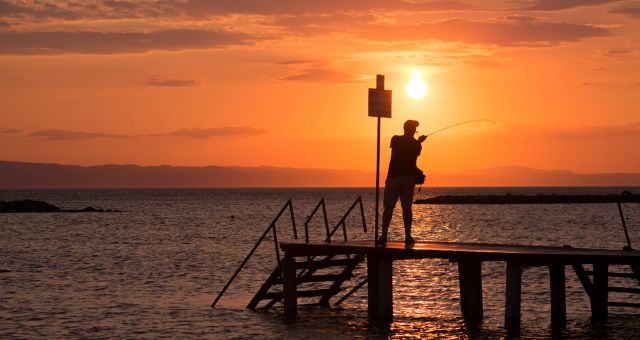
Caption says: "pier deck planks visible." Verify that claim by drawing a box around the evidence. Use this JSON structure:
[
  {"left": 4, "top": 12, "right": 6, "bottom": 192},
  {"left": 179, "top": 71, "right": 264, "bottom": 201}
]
[{"left": 281, "top": 240, "right": 640, "bottom": 265}]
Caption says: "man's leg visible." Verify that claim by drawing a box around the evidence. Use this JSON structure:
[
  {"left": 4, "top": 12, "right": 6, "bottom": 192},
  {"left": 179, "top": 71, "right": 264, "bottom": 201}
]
[
  {"left": 380, "top": 178, "right": 400, "bottom": 243},
  {"left": 398, "top": 176, "right": 416, "bottom": 242}
]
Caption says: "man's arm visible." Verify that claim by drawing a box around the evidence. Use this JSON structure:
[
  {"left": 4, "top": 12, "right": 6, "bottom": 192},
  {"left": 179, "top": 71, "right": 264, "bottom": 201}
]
[{"left": 418, "top": 135, "right": 427, "bottom": 143}]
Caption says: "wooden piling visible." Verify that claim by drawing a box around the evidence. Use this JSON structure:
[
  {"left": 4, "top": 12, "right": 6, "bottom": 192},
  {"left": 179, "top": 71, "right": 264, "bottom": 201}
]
[
  {"left": 591, "top": 262, "right": 608, "bottom": 323},
  {"left": 549, "top": 264, "right": 566, "bottom": 327},
  {"left": 282, "top": 254, "right": 297, "bottom": 318},
  {"left": 458, "top": 260, "right": 483, "bottom": 325},
  {"left": 367, "top": 253, "right": 393, "bottom": 324},
  {"left": 505, "top": 264, "right": 522, "bottom": 329}
]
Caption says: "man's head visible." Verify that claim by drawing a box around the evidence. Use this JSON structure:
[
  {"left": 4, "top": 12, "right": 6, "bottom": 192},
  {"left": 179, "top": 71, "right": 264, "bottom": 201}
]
[{"left": 403, "top": 120, "right": 419, "bottom": 135}]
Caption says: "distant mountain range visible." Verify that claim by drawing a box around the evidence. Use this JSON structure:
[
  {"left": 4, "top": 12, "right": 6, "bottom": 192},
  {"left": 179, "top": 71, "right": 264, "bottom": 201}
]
[
  {"left": 0, "top": 161, "right": 638, "bottom": 188},
  {"left": 427, "top": 166, "right": 640, "bottom": 187}
]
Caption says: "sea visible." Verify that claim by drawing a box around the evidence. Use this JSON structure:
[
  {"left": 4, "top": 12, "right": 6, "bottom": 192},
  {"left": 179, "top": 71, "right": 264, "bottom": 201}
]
[{"left": 1, "top": 187, "right": 640, "bottom": 339}]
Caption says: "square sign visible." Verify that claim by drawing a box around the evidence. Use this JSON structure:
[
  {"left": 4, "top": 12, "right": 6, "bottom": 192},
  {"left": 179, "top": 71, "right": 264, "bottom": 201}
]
[{"left": 368, "top": 88, "right": 392, "bottom": 118}]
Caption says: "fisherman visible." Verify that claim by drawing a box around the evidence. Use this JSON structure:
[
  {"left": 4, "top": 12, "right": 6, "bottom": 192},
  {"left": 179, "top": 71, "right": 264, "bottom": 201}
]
[{"left": 379, "top": 119, "right": 427, "bottom": 245}]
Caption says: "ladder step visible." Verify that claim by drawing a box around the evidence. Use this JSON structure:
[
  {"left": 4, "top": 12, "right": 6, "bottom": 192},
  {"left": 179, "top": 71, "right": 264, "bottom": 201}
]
[
  {"left": 584, "top": 270, "right": 637, "bottom": 279},
  {"left": 608, "top": 301, "right": 640, "bottom": 308},
  {"left": 275, "top": 273, "right": 351, "bottom": 284},
  {"left": 262, "top": 288, "right": 337, "bottom": 300},
  {"left": 608, "top": 286, "right": 640, "bottom": 294},
  {"left": 295, "top": 258, "right": 361, "bottom": 270}
]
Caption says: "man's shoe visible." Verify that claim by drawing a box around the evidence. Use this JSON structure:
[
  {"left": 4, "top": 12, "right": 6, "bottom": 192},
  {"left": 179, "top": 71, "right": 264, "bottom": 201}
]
[
  {"left": 406, "top": 236, "right": 416, "bottom": 244},
  {"left": 378, "top": 237, "right": 387, "bottom": 244}
]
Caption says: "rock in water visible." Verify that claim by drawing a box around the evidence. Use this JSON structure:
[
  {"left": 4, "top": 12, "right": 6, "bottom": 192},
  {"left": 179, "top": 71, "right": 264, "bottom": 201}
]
[{"left": 0, "top": 200, "right": 61, "bottom": 213}]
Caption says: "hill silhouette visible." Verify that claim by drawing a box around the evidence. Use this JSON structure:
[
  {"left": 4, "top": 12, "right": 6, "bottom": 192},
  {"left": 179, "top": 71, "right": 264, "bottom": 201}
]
[
  {"left": 427, "top": 166, "right": 640, "bottom": 187},
  {"left": 0, "top": 160, "right": 373, "bottom": 188},
  {"left": 0, "top": 161, "right": 638, "bottom": 188}
]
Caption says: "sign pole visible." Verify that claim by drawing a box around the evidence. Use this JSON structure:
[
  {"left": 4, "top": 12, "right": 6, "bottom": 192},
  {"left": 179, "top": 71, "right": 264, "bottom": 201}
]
[
  {"left": 375, "top": 114, "right": 381, "bottom": 248},
  {"left": 368, "top": 74, "right": 391, "bottom": 249},
  {"left": 374, "top": 75, "right": 385, "bottom": 248}
]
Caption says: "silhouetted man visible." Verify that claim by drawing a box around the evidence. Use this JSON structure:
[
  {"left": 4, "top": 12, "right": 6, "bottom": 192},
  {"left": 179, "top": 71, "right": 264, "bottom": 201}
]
[{"left": 379, "top": 119, "right": 426, "bottom": 245}]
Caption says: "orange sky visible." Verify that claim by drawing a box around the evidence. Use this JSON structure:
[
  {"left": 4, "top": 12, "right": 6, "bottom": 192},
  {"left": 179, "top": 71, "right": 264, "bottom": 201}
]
[{"left": 0, "top": 0, "right": 639, "bottom": 175}]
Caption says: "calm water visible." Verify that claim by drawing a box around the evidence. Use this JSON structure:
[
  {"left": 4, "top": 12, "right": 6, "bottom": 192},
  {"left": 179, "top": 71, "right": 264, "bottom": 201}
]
[{"left": 1, "top": 187, "right": 640, "bottom": 339}]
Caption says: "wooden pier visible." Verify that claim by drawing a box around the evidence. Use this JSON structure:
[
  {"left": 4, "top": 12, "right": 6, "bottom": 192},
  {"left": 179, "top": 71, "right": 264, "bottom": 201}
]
[{"left": 279, "top": 240, "right": 640, "bottom": 327}]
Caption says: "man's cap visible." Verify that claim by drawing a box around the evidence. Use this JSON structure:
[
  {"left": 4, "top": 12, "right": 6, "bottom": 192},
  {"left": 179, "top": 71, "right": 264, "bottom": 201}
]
[{"left": 404, "top": 120, "right": 419, "bottom": 129}]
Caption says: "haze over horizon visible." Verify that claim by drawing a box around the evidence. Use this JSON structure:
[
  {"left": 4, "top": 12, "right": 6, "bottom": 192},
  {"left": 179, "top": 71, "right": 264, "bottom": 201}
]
[{"left": 1, "top": 0, "right": 639, "bottom": 183}]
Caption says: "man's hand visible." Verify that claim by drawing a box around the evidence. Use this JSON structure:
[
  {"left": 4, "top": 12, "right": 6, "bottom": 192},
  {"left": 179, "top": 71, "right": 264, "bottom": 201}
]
[{"left": 418, "top": 135, "right": 427, "bottom": 143}]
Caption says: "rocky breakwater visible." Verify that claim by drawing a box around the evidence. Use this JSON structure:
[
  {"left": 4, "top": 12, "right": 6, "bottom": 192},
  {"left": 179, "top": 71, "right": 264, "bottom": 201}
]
[
  {"left": 415, "top": 194, "right": 639, "bottom": 205},
  {"left": 0, "top": 199, "right": 119, "bottom": 213}
]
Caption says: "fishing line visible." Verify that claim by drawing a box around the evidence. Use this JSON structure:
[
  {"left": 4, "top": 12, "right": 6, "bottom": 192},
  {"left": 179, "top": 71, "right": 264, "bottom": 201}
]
[
  {"left": 426, "top": 119, "right": 498, "bottom": 137},
  {"left": 416, "top": 119, "right": 498, "bottom": 193}
]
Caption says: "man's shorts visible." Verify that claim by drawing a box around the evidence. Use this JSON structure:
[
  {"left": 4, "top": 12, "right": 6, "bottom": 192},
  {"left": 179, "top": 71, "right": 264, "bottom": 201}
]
[{"left": 383, "top": 176, "right": 415, "bottom": 208}]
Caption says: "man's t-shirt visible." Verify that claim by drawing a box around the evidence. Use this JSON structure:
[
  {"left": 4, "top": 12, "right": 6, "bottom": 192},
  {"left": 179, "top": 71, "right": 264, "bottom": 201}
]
[{"left": 387, "top": 135, "right": 422, "bottom": 178}]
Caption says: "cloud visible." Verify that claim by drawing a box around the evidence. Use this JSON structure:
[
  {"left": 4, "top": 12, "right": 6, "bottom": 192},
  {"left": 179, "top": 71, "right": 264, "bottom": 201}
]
[
  {"left": 31, "top": 129, "right": 131, "bottom": 141},
  {"left": 359, "top": 16, "right": 611, "bottom": 46},
  {"left": 0, "top": 0, "right": 472, "bottom": 23},
  {"left": 270, "top": 13, "right": 378, "bottom": 35},
  {"left": 0, "top": 0, "right": 178, "bottom": 21},
  {"left": 518, "top": 0, "right": 622, "bottom": 11},
  {"left": 29, "top": 126, "right": 267, "bottom": 140},
  {"left": 0, "top": 29, "right": 255, "bottom": 55},
  {"left": 0, "top": 0, "right": 82, "bottom": 20},
  {"left": 280, "top": 68, "right": 364, "bottom": 83},
  {"left": 610, "top": 4, "right": 640, "bottom": 20},
  {"left": 0, "top": 127, "right": 21, "bottom": 133},
  {"left": 182, "top": 0, "right": 473, "bottom": 16},
  {"left": 145, "top": 77, "right": 199, "bottom": 87},
  {"left": 168, "top": 127, "right": 267, "bottom": 138},
  {"left": 503, "top": 122, "right": 640, "bottom": 140},
  {"left": 276, "top": 60, "right": 318, "bottom": 65}
]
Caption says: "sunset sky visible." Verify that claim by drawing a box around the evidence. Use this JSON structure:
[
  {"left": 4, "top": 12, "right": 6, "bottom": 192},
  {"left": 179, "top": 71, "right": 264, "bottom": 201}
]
[{"left": 1, "top": 0, "right": 639, "bottom": 175}]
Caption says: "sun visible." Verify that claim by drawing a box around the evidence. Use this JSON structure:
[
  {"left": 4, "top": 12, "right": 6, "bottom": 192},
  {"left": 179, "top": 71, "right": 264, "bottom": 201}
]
[{"left": 406, "top": 76, "right": 428, "bottom": 100}]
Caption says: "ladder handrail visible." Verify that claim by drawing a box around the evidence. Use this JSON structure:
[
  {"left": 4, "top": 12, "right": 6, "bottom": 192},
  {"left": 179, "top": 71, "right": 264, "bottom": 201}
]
[
  {"left": 211, "top": 199, "right": 296, "bottom": 308},
  {"left": 326, "top": 196, "right": 368, "bottom": 242},
  {"left": 618, "top": 190, "right": 638, "bottom": 251},
  {"left": 304, "top": 199, "right": 330, "bottom": 243}
]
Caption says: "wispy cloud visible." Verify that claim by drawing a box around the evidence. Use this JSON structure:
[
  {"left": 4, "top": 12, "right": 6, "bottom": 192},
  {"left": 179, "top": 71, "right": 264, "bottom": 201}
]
[
  {"left": 610, "top": 4, "right": 640, "bottom": 20},
  {"left": 145, "top": 77, "right": 199, "bottom": 87},
  {"left": 0, "top": 0, "right": 178, "bottom": 21},
  {"left": 0, "top": 29, "right": 255, "bottom": 55},
  {"left": 502, "top": 122, "right": 640, "bottom": 140},
  {"left": 168, "top": 127, "right": 267, "bottom": 138},
  {"left": 0, "top": 127, "right": 22, "bottom": 134},
  {"left": 182, "top": 0, "right": 473, "bottom": 16},
  {"left": 280, "top": 68, "right": 364, "bottom": 83},
  {"left": 517, "top": 0, "right": 622, "bottom": 11},
  {"left": 276, "top": 59, "right": 318, "bottom": 65},
  {"left": 29, "top": 126, "right": 267, "bottom": 140},
  {"left": 30, "top": 129, "right": 131, "bottom": 141},
  {"left": 359, "top": 16, "right": 611, "bottom": 46},
  {"left": 0, "top": 0, "right": 473, "bottom": 23}
]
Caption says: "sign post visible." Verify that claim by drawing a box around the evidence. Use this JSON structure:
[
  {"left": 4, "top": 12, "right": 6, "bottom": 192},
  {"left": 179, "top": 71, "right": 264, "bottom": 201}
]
[{"left": 368, "top": 75, "right": 392, "bottom": 248}]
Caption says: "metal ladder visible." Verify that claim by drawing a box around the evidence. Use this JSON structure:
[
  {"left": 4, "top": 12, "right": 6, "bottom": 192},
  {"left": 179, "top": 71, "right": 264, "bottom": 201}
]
[
  {"left": 212, "top": 196, "right": 369, "bottom": 310},
  {"left": 572, "top": 190, "right": 640, "bottom": 309}
]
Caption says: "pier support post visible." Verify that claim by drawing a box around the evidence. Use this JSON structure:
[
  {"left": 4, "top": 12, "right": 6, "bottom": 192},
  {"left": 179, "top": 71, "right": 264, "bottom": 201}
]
[
  {"left": 367, "top": 253, "right": 393, "bottom": 325},
  {"left": 282, "top": 254, "right": 297, "bottom": 318},
  {"left": 549, "top": 264, "right": 566, "bottom": 327},
  {"left": 458, "top": 260, "right": 483, "bottom": 325},
  {"left": 591, "top": 262, "right": 608, "bottom": 324},
  {"left": 505, "top": 264, "right": 522, "bottom": 329}
]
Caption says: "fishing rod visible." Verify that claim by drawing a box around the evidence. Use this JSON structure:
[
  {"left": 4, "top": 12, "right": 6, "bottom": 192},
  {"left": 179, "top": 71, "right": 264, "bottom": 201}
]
[{"left": 425, "top": 119, "right": 497, "bottom": 137}]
